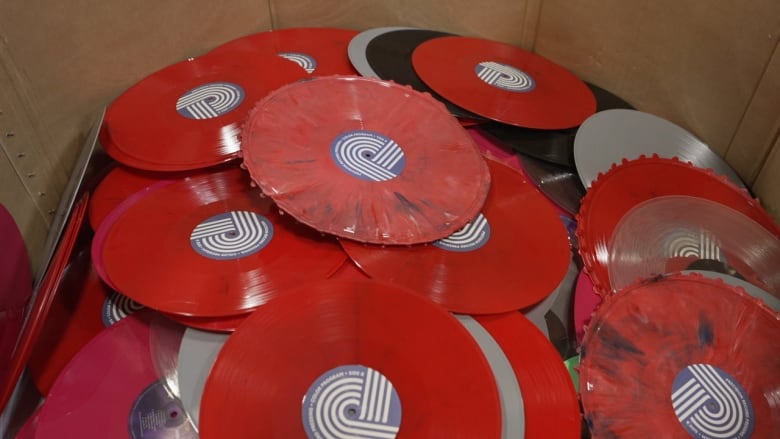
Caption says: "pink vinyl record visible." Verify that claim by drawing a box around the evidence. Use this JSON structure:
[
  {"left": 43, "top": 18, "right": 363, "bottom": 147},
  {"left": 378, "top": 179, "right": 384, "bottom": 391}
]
[
  {"left": 35, "top": 310, "right": 197, "bottom": 438},
  {"left": 0, "top": 203, "right": 32, "bottom": 309},
  {"left": 573, "top": 270, "right": 601, "bottom": 344}
]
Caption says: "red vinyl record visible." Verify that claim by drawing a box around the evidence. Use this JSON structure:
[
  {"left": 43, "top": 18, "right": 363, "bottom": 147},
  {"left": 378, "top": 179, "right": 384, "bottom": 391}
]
[
  {"left": 412, "top": 36, "right": 596, "bottom": 129},
  {"left": 341, "top": 159, "right": 570, "bottom": 314},
  {"left": 101, "top": 52, "right": 308, "bottom": 171},
  {"left": 240, "top": 75, "right": 491, "bottom": 245},
  {"left": 199, "top": 280, "right": 502, "bottom": 438},
  {"left": 0, "top": 195, "right": 87, "bottom": 412},
  {"left": 163, "top": 311, "right": 248, "bottom": 333},
  {"left": 473, "top": 312, "right": 581, "bottom": 438},
  {"left": 576, "top": 155, "right": 780, "bottom": 296},
  {"left": 35, "top": 310, "right": 197, "bottom": 438},
  {"left": 27, "top": 250, "right": 143, "bottom": 394},
  {"left": 92, "top": 178, "right": 175, "bottom": 290},
  {"left": 327, "top": 258, "right": 371, "bottom": 280},
  {"left": 88, "top": 164, "right": 201, "bottom": 231},
  {"left": 99, "top": 167, "right": 346, "bottom": 317},
  {"left": 209, "top": 27, "right": 359, "bottom": 76},
  {"left": 579, "top": 273, "right": 780, "bottom": 438}
]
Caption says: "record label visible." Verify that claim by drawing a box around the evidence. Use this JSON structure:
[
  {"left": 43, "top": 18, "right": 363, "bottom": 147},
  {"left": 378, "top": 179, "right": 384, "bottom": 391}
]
[
  {"left": 475, "top": 61, "right": 535, "bottom": 92},
  {"left": 433, "top": 213, "right": 491, "bottom": 252},
  {"left": 189, "top": 211, "right": 274, "bottom": 260},
  {"left": 330, "top": 130, "right": 406, "bottom": 182},
  {"left": 175, "top": 82, "right": 245, "bottom": 120},
  {"left": 671, "top": 364, "right": 754, "bottom": 439},
  {"left": 278, "top": 52, "right": 317, "bottom": 73},
  {"left": 129, "top": 380, "right": 191, "bottom": 438},
  {"left": 102, "top": 291, "right": 144, "bottom": 327},
  {"left": 302, "top": 364, "right": 402, "bottom": 439}
]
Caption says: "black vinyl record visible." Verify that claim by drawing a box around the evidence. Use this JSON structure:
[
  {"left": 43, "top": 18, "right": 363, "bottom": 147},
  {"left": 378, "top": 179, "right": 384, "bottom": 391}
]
[
  {"left": 365, "top": 29, "right": 485, "bottom": 121},
  {"left": 478, "top": 82, "right": 634, "bottom": 169}
]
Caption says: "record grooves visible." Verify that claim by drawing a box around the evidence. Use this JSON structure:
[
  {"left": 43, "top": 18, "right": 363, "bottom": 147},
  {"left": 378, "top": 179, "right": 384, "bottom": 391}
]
[
  {"left": 365, "top": 28, "right": 485, "bottom": 120},
  {"left": 240, "top": 75, "right": 491, "bottom": 245},
  {"left": 98, "top": 167, "right": 346, "bottom": 317},
  {"left": 199, "top": 280, "right": 502, "bottom": 438},
  {"left": 579, "top": 274, "right": 779, "bottom": 438},
  {"left": 102, "top": 52, "right": 308, "bottom": 171},
  {"left": 412, "top": 36, "right": 596, "bottom": 129},
  {"left": 341, "top": 159, "right": 571, "bottom": 314}
]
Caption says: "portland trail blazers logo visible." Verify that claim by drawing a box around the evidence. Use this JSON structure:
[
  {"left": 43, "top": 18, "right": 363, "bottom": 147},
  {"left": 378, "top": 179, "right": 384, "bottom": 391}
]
[
  {"left": 666, "top": 230, "right": 723, "bottom": 262},
  {"left": 671, "top": 364, "right": 754, "bottom": 439},
  {"left": 278, "top": 52, "right": 317, "bottom": 74},
  {"left": 434, "top": 213, "right": 491, "bottom": 252},
  {"left": 176, "top": 82, "right": 245, "bottom": 120},
  {"left": 190, "top": 211, "right": 273, "bottom": 260},
  {"left": 101, "top": 291, "right": 144, "bottom": 327},
  {"left": 475, "top": 61, "right": 535, "bottom": 92},
  {"left": 303, "top": 365, "right": 402, "bottom": 439},
  {"left": 330, "top": 130, "right": 406, "bottom": 182}
]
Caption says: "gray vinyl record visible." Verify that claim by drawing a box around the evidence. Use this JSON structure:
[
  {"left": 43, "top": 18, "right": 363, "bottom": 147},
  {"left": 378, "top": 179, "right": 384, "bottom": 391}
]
[
  {"left": 682, "top": 270, "right": 780, "bottom": 311},
  {"left": 456, "top": 315, "right": 525, "bottom": 439},
  {"left": 347, "top": 26, "right": 416, "bottom": 77},
  {"left": 573, "top": 109, "right": 745, "bottom": 189},
  {"left": 523, "top": 258, "right": 577, "bottom": 341},
  {"left": 177, "top": 328, "right": 230, "bottom": 428}
]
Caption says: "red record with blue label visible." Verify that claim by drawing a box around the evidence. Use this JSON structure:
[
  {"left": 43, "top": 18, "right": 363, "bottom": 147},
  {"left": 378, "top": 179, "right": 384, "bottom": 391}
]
[
  {"left": 35, "top": 310, "right": 198, "bottom": 438},
  {"left": 199, "top": 280, "right": 502, "bottom": 439},
  {"left": 99, "top": 167, "right": 346, "bottom": 317},
  {"left": 241, "top": 75, "right": 491, "bottom": 245},
  {"left": 340, "top": 158, "right": 571, "bottom": 314},
  {"left": 208, "top": 27, "right": 359, "bottom": 76},
  {"left": 101, "top": 51, "right": 307, "bottom": 171},
  {"left": 579, "top": 273, "right": 780, "bottom": 438},
  {"left": 412, "top": 36, "right": 596, "bottom": 129}
]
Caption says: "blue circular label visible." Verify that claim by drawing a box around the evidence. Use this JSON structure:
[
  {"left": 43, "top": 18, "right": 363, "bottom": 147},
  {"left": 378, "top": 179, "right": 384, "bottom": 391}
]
[
  {"left": 330, "top": 130, "right": 406, "bottom": 182},
  {"left": 175, "top": 82, "right": 245, "bottom": 120},
  {"left": 671, "top": 364, "right": 754, "bottom": 439},
  {"left": 128, "top": 381, "right": 196, "bottom": 439},
  {"left": 189, "top": 211, "right": 273, "bottom": 260},
  {"left": 278, "top": 52, "right": 317, "bottom": 74},
  {"left": 475, "top": 61, "right": 535, "bottom": 92},
  {"left": 434, "top": 213, "right": 491, "bottom": 252},
  {"left": 101, "top": 291, "right": 144, "bottom": 327},
  {"left": 302, "top": 365, "right": 402, "bottom": 439}
]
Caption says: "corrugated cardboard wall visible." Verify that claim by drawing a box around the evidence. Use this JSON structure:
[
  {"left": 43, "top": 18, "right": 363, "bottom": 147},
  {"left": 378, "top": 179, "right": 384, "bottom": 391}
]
[{"left": 1, "top": 0, "right": 778, "bottom": 272}]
